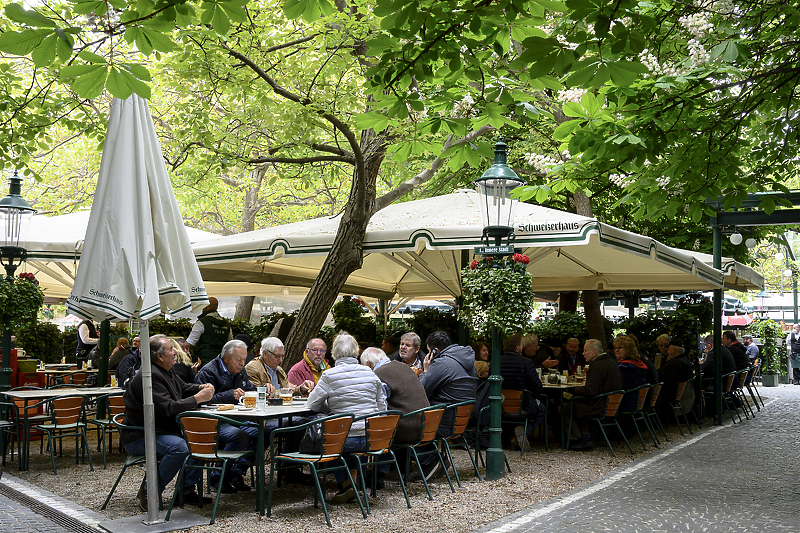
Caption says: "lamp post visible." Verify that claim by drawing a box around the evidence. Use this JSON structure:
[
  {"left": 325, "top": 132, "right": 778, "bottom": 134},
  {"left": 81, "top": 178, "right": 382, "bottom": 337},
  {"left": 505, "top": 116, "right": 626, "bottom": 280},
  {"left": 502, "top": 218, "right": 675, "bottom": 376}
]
[
  {"left": 0, "top": 171, "right": 34, "bottom": 392},
  {"left": 473, "top": 138, "right": 524, "bottom": 480}
]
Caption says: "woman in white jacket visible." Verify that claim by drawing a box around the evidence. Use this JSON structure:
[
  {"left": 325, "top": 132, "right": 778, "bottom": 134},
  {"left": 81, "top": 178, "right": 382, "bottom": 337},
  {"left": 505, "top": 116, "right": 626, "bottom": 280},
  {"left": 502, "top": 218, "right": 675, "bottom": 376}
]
[{"left": 306, "top": 332, "right": 386, "bottom": 503}]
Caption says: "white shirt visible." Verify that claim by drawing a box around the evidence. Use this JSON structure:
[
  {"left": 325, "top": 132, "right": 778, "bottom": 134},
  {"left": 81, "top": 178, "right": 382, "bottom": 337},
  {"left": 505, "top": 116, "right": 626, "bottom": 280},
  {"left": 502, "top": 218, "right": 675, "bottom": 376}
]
[{"left": 78, "top": 323, "right": 99, "bottom": 345}]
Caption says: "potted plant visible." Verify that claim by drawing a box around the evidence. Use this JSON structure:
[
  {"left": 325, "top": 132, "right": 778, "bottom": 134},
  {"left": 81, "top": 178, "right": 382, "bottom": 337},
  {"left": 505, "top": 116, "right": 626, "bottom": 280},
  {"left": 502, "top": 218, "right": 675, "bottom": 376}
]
[
  {"left": 751, "top": 319, "right": 783, "bottom": 387},
  {"left": 459, "top": 253, "right": 535, "bottom": 338},
  {"left": 0, "top": 272, "right": 44, "bottom": 333}
]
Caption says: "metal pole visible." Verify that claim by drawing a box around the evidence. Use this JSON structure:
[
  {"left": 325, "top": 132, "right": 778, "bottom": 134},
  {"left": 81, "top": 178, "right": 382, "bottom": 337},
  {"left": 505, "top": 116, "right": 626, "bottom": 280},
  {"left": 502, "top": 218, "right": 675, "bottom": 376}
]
[
  {"left": 139, "top": 321, "right": 161, "bottom": 524},
  {"left": 712, "top": 222, "right": 723, "bottom": 425},
  {"left": 97, "top": 319, "right": 110, "bottom": 419},
  {"left": 485, "top": 325, "right": 504, "bottom": 479},
  {"left": 0, "top": 265, "right": 17, "bottom": 392}
]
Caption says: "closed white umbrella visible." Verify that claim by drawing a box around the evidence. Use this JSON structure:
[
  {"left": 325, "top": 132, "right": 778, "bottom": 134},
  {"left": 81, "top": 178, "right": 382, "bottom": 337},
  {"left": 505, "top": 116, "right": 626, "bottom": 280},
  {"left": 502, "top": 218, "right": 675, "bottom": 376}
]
[{"left": 67, "top": 95, "right": 208, "bottom": 522}]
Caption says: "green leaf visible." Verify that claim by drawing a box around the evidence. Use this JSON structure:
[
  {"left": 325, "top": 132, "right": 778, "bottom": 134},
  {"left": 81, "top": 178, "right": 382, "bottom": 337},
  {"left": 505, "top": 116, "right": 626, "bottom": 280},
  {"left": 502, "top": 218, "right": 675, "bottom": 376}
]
[
  {"left": 106, "top": 68, "right": 133, "bottom": 100},
  {"left": 0, "top": 29, "right": 52, "bottom": 56},
  {"left": 710, "top": 40, "right": 740, "bottom": 63},
  {"left": 121, "top": 62, "right": 152, "bottom": 81},
  {"left": 31, "top": 34, "right": 57, "bottom": 67},
  {"left": 59, "top": 64, "right": 101, "bottom": 78},
  {"left": 607, "top": 60, "right": 648, "bottom": 86},
  {"left": 219, "top": 1, "right": 248, "bottom": 23},
  {"left": 71, "top": 64, "right": 108, "bottom": 99},
  {"left": 55, "top": 32, "right": 73, "bottom": 62},
  {"left": 580, "top": 91, "right": 603, "bottom": 116},
  {"left": 5, "top": 4, "right": 56, "bottom": 27},
  {"left": 553, "top": 119, "right": 582, "bottom": 140},
  {"left": 355, "top": 112, "right": 391, "bottom": 132},
  {"left": 140, "top": 28, "right": 174, "bottom": 53},
  {"left": 562, "top": 102, "right": 586, "bottom": 118},
  {"left": 283, "top": 0, "right": 306, "bottom": 18},
  {"left": 530, "top": 0, "right": 567, "bottom": 12},
  {"left": 77, "top": 50, "right": 107, "bottom": 63},
  {"left": 73, "top": 1, "right": 106, "bottom": 15},
  {"left": 211, "top": 6, "right": 231, "bottom": 34}
]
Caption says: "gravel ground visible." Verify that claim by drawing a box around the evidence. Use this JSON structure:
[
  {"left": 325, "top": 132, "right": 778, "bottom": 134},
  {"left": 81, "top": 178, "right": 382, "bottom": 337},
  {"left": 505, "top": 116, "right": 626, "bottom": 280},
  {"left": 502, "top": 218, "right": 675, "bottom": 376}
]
[{"left": 12, "top": 411, "right": 712, "bottom": 532}]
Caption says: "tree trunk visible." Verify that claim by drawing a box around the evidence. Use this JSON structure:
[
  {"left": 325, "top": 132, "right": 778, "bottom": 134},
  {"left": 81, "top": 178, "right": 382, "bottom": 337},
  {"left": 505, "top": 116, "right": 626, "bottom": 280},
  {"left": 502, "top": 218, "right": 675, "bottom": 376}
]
[
  {"left": 282, "top": 130, "right": 385, "bottom": 367},
  {"left": 572, "top": 190, "right": 606, "bottom": 349},
  {"left": 233, "top": 166, "right": 264, "bottom": 324},
  {"left": 234, "top": 296, "right": 256, "bottom": 321},
  {"left": 559, "top": 291, "right": 578, "bottom": 312}
]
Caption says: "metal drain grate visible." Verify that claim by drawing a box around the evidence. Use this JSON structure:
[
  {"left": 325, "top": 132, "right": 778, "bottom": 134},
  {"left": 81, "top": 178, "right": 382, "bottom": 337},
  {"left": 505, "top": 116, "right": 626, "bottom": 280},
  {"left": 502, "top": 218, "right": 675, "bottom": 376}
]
[{"left": 0, "top": 482, "right": 101, "bottom": 533}]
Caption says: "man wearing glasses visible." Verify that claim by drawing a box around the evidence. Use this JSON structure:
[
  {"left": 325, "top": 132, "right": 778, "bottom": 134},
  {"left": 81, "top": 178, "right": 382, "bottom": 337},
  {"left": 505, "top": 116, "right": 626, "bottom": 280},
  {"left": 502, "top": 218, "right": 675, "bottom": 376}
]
[
  {"left": 654, "top": 334, "right": 671, "bottom": 369},
  {"left": 287, "top": 338, "right": 330, "bottom": 387},
  {"left": 245, "top": 337, "right": 314, "bottom": 394}
]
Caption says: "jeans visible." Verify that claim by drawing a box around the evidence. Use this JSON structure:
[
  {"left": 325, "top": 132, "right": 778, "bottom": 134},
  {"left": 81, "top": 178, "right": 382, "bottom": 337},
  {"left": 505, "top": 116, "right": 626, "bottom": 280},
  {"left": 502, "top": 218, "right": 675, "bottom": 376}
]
[
  {"left": 124, "top": 434, "right": 201, "bottom": 493},
  {"left": 213, "top": 423, "right": 259, "bottom": 480},
  {"left": 335, "top": 436, "right": 367, "bottom": 484}
]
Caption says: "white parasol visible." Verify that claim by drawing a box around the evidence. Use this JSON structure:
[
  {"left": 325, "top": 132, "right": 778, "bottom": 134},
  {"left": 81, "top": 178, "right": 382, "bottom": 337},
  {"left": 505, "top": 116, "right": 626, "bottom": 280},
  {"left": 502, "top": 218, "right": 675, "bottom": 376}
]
[{"left": 66, "top": 95, "right": 208, "bottom": 522}]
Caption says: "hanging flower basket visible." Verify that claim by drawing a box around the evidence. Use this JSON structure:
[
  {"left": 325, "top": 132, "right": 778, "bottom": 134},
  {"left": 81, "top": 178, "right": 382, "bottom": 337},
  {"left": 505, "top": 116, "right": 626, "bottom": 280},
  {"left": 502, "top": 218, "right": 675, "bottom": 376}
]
[
  {"left": 459, "top": 253, "right": 535, "bottom": 338},
  {"left": 0, "top": 273, "right": 44, "bottom": 332}
]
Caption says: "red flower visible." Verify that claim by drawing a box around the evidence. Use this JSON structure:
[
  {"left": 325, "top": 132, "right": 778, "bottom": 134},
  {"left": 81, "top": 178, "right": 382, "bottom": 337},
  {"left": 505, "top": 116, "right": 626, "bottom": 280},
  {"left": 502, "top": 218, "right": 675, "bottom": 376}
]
[
  {"left": 470, "top": 260, "right": 478, "bottom": 270},
  {"left": 513, "top": 253, "right": 530, "bottom": 265}
]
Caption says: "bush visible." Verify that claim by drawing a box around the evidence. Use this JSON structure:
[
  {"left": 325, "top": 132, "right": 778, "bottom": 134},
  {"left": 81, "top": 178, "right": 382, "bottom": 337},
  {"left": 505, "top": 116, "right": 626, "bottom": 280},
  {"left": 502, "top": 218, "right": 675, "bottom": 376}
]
[
  {"left": 147, "top": 317, "right": 193, "bottom": 338},
  {"left": 408, "top": 308, "right": 458, "bottom": 345},
  {"left": 751, "top": 319, "right": 783, "bottom": 375},
  {"left": 532, "top": 311, "right": 613, "bottom": 347},
  {"left": 17, "top": 321, "right": 62, "bottom": 363}
]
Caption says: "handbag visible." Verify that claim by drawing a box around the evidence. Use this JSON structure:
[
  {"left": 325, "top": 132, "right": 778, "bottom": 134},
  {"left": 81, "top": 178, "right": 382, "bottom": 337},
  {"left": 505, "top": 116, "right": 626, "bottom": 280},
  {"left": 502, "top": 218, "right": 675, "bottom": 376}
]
[{"left": 299, "top": 418, "right": 324, "bottom": 454}]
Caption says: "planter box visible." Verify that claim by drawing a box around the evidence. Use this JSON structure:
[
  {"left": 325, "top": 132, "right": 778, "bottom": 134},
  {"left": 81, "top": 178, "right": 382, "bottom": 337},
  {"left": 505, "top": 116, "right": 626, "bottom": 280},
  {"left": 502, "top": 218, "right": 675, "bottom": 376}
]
[
  {"left": 780, "top": 374, "right": 791, "bottom": 384},
  {"left": 762, "top": 374, "right": 780, "bottom": 387}
]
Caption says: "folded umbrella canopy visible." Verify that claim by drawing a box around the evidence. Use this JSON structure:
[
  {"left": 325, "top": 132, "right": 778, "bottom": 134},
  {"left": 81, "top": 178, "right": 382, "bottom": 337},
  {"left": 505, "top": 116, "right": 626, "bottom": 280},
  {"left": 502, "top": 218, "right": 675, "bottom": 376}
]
[{"left": 67, "top": 95, "right": 208, "bottom": 522}]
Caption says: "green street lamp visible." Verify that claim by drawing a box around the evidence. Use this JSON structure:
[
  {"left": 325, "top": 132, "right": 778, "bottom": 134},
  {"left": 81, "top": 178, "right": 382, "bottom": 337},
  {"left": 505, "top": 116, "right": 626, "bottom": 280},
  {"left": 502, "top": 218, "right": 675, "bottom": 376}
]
[
  {"left": 0, "top": 171, "right": 35, "bottom": 392},
  {"left": 473, "top": 138, "right": 524, "bottom": 480}
]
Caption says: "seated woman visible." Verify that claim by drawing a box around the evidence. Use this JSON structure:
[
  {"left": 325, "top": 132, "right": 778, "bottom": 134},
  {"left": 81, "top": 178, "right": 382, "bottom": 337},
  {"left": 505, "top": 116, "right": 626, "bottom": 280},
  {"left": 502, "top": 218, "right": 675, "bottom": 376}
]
[
  {"left": 108, "top": 337, "right": 130, "bottom": 370},
  {"left": 472, "top": 341, "right": 490, "bottom": 379},
  {"left": 170, "top": 339, "right": 198, "bottom": 384},
  {"left": 614, "top": 335, "right": 648, "bottom": 413},
  {"left": 306, "top": 332, "right": 386, "bottom": 504}
]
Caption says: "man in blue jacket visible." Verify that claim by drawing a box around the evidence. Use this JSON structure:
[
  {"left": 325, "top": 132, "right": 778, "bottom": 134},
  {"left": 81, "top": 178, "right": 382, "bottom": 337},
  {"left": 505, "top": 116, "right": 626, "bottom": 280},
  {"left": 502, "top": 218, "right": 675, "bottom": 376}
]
[{"left": 194, "top": 339, "right": 256, "bottom": 493}]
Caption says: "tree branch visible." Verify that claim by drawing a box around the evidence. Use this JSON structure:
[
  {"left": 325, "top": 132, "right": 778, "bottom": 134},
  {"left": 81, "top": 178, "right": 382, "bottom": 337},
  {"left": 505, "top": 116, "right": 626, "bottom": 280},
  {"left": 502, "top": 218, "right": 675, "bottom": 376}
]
[{"left": 374, "top": 124, "right": 495, "bottom": 211}]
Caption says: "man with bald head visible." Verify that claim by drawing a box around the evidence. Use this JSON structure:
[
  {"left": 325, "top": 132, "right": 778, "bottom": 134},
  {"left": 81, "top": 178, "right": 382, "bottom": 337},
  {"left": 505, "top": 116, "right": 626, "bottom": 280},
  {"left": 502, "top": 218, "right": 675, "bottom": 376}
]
[{"left": 186, "top": 296, "right": 233, "bottom": 369}]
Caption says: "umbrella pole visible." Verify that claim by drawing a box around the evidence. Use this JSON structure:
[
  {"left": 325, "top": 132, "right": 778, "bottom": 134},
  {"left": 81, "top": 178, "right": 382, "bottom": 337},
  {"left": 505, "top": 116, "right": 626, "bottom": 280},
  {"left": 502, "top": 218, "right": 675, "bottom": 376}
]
[{"left": 140, "top": 321, "right": 161, "bottom": 523}]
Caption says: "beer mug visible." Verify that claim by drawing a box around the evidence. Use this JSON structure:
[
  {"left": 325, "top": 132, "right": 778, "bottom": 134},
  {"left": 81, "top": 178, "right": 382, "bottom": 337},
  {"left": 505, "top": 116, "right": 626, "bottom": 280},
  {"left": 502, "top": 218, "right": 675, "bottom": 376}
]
[
  {"left": 279, "top": 388, "right": 293, "bottom": 405},
  {"left": 239, "top": 391, "right": 258, "bottom": 408}
]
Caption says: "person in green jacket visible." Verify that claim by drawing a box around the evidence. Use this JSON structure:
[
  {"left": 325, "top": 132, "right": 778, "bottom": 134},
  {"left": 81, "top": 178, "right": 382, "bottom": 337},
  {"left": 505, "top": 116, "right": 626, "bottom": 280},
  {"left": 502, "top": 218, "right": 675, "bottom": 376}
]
[{"left": 186, "top": 296, "right": 232, "bottom": 369}]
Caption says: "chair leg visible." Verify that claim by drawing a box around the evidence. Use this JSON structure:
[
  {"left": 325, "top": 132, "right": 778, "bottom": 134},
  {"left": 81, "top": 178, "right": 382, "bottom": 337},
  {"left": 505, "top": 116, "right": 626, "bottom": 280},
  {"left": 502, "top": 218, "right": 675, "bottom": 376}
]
[
  {"left": 209, "top": 460, "right": 226, "bottom": 525},
  {"left": 594, "top": 421, "right": 616, "bottom": 457},
  {"left": 166, "top": 458, "right": 190, "bottom": 522},
  {"left": 342, "top": 457, "right": 367, "bottom": 519},
  {"left": 309, "top": 465, "right": 332, "bottom": 527},
  {"left": 459, "top": 435, "right": 482, "bottom": 481},
  {"left": 355, "top": 455, "right": 371, "bottom": 515},
  {"left": 408, "top": 447, "right": 433, "bottom": 501},
  {"left": 672, "top": 405, "right": 687, "bottom": 436},
  {"left": 389, "top": 451, "right": 411, "bottom": 509},
  {"left": 101, "top": 462, "right": 132, "bottom": 510},
  {"left": 436, "top": 445, "right": 455, "bottom": 493},
  {"left": 81, "top": 429, "right": 94, "bottom": 471}
]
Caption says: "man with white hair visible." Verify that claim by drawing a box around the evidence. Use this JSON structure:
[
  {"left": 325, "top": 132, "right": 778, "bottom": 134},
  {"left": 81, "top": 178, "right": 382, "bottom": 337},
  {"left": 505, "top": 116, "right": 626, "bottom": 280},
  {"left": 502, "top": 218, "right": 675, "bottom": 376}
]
[
  {"left": 397, "top": 332, "right": 424, "bottom": 372},
  {"left": 245, "top": 337, "right": 314, "bottom": 394},
  {"left": 194, "top": 339, "right": 257, "bottom": 493}
]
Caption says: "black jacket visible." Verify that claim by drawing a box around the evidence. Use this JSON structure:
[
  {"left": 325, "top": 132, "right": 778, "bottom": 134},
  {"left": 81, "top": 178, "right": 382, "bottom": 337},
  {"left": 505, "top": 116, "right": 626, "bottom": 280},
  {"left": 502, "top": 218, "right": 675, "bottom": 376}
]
[
  {"left": 659, "top": 353, "right": 694, "bottom": 404},
  {"left": 702, "top": 346, "right": 736, "bottom": 380},
  {"left": 727, "top": 341, "right": 749, "bottom": 371},
  {"left": 194, "top": 355, "right": 255, "bottom": 404},
  {"left": 120, "top": 363, "right": 201, "bottom": 446},
  {"left": 500, "top": 351, "right": 543, "bottom": 414},
  {"left": 419, "top": 344, "right": 478, "bottom": 435},
  {"left": 572, "top": 353, "right": 623, "bottom": 417}
]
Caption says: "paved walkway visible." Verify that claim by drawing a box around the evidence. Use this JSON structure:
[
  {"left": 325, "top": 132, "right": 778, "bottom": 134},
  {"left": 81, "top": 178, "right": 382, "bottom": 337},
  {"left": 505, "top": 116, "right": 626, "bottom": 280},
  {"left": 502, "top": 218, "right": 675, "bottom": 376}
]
[{"left": 476, "top": 384, "right": 800, "bottom": 533}]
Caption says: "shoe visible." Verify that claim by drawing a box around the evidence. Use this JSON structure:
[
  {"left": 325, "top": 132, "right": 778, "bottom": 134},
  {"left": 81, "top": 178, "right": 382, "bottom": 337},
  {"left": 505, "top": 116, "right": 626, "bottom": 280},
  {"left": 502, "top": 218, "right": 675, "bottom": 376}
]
[
  {"left": 568, "top": 438, "right": 593, "bottom": 451},
  {"left": 422, "top": 460, "right": 444, "bottom": 481},
  {"left": 284, "top": 467, "right": 314, "bottom": 485},
  {"left": 229, "top": 475, "right": 251, "bottom": 492},
  {"left": 209, "top": 477, "right": 237, "bottom": 494},
  {"left": 182, "top": 490, "right": 213, "bottom": 506},
  {"left": 375, "top": 473, "right": 385, "bottom": 490},
  {"left": 136, "top": 484, "right": 148, "bottom": 513},
  {"left": 514, "top": 425, "right": 528, "bottom": 451},
  {"left": 331, "top": 484, "right": 355, "bottom": 504}
]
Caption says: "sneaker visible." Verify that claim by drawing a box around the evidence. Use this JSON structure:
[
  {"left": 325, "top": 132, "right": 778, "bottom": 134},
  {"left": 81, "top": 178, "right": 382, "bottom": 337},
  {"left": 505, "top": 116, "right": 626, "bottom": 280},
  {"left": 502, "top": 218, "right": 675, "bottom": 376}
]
[
  {"left": 229, "top": 475, "right": 251, "bottom": 492},
  {"left": 422, "top": 460, "right": 443, "bottom": 481},
  {"left": 331, "top": 484, "right": 355, "bottom": 504},
  {"left": 515, "top": 426, "right": 528, "bottom": 452},
  {"left": 209, "top": 477, "right": 237, "bottom": 494},
  {"left": 136, "top": 485, "right": 148, "bottom": 513}
]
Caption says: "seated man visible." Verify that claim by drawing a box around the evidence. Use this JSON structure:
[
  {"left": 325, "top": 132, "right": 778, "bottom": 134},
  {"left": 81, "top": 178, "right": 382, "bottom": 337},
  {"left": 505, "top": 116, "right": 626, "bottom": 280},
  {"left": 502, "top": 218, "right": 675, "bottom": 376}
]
[
  {"left": 397, "top": 332, "right": 424, "bottom": 374},
  {"left": 194, "top": 339, "right": 258, "bottom": 493},
  {"left": 499, "top": 334, "right": 544, "bottom": 450},
  {"left": 120, "top": 335, "right": 214, "bottom": 511},
  {"left": 418, "top": 331, "right": 478, "bottom": 479},
  {"left": 722, "top": 330, "right": 749, "bottom": 371},
  {"left": 558, "top": 337, "right": 587, "bottom": 375},
  {"left": 287, "top": 338, "right": 329, "bottom": 386},
  {"left": 701, "top": 334, "right": 736, "bottom": 388},
  {"left": 563, "top": 339, "right": 622, "bottom": 451},
  {"left": 245, "top": 337, "right": 314, "bottom": 395},
  {"left": 658, "top": 344, "right": 695, "bottom": 415}
]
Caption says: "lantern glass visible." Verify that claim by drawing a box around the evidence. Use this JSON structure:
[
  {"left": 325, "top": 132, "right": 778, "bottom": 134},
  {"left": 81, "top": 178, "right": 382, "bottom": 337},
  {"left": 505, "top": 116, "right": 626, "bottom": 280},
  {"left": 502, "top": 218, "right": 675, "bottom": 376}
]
[{"left": 0, "top": 207, "right": 32, "bottom": 249}]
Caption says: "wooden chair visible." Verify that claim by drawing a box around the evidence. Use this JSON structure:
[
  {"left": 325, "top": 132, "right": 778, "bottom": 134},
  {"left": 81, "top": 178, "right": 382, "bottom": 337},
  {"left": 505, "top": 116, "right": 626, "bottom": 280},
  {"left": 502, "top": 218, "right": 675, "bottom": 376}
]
[
  {"left": 100, "top": 413, "right": 163, "bottom": 511},
  {"left": 702, "top": 372, "right": 738, "bottom": 425},
  {"left": 436, "top": 400, "right": 481, "bottom": 487},
  {"left": 33, "top": 394, "right": 94, "bottom": 475},
  {"left": 500, "top": 389, "right": 543, "bottom": 455},
  {"left": 732, "top": 368, "right": 754, "bottom": 420},
  {"left": 744, "top": 361, "right": 764, "bottom": 410},
  {"left": 349, "top": 410, "right": 409, "bottom": 514},
  {"left": 619, "top": 384, "right": 652, "bottom": 451},
  {"left": 267, "top": 413, "right": 364, "bottom": 528},
  {"left": 643, "top": 383, "right": 668, "bottom": 446},
  {"left": 7, "top": 386, "right": 49, "bottom": 458},
  {"left": 87, "top": 392, "right": 125, "bottom": 468},
  {"left": 567, "top": 390, "right": 632, "bottom": 457},
  {"left": 165, "top": 412, "right": 255, "bottom": 525},
  {"left": 391, "top": 404, "right": 451, "bottom": 500}
]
